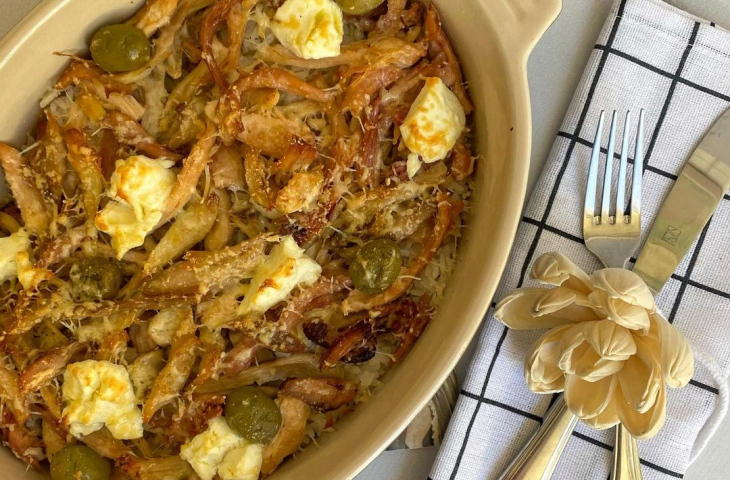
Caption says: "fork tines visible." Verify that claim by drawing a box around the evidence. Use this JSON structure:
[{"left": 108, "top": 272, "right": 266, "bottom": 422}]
[{"left": 584, "top": 109, "right": 645, "bottom": 226}]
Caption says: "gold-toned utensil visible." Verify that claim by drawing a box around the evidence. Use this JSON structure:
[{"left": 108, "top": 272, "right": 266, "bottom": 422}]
[
  {"left": 583, "top": 110, "right": 645, "bottom": 480},
  {"left": 633, "top": 106, "right": 730, "bottom": 294},
  {"left": 500, "top": 104, "right": 730, "bottom": 480},
  {"left": 498, "top": 109, "right": 646, "bottom": 480},
  {"left": 497, "top": 397, "right": 578, "bottom": 480}
]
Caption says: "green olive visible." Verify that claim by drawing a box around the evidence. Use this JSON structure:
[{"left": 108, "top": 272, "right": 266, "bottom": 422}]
[
  {"left": 90, "top": 24, "right": 151, "bottom": 73},
  {"left": 50, "top": 445, "right": 111, "bottom": 480},
  {"left": 335, "top": 0, "right": 386, "bottom": 15},
  {"left": 225, "top": 387, "right": 282, "bottom": 444},
  {"left": 349, "top": 238, "right": 402, "bottom": 294},
  {"left": 69, "top": 257, "right": 123, "bottom": 301}
]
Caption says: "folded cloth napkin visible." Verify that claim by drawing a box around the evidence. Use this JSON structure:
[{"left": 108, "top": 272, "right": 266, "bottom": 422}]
[{"left": 430, "top": 0, "right": 730, "bottom": 478}]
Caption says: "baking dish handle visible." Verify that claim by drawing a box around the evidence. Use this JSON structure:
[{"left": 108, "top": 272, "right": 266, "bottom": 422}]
[{"left": 487, "top": 0, "right": 562, "bottom": 61}]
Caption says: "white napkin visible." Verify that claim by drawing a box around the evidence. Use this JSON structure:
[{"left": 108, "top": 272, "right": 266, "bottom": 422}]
[{"left": 430, "top": 0, "right": 730, "bottom": 478}]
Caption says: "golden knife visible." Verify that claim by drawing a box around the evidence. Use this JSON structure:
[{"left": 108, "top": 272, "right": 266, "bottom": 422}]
[
  {"left": 634, "top": 107, "right": 730, "bottom": 293},
  {"left": 499, "top": 105, "right": 730, "bottom": 480}
]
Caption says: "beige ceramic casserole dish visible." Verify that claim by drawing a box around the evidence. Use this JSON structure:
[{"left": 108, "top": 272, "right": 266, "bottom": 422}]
[{"left": 0, "top": 0, "right": 561, "bottom": 478}]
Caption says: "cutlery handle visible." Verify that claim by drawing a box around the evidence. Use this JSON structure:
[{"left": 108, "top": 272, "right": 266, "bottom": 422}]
[
  {"left": 497, "top": 398, "right": 578, "bottom": 480},
  {"left": 611, "top": 425, "right": 643, "bottom": 480}
]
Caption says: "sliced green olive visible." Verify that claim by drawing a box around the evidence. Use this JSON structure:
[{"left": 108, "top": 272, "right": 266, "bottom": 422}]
[
  {"left": 50, "top": 445, "right": 111, "bottom": 480},
  {"left": 335, "top": 0, "right": 386, "bottom": 15},
  {"left": 69, "top": 257, "right": 123, "bottom": 301},
  {"left": 349, "top": 238, "right": 402, "bottom": 294},
  {"left": 90, "top": 24, "right": 151, "bottom": 73},
  {"left": 225, "top": 386, "right": 282, "bottom": 444}
]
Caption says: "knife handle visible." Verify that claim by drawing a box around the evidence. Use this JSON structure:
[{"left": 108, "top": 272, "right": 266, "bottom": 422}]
[{"left": 497, "top": 398, "right": 578, "bottom": 480}]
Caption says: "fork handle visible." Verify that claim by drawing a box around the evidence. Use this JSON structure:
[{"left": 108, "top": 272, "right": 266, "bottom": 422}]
[
  {"left": 497, "top": 398, "right": 578, "bottom": 480},
  {"left": 611, "top": 425, "right": 643, "bottom": 480}
]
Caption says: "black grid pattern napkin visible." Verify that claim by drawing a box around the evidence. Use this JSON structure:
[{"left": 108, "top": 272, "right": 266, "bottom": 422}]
[{"left": 430, "top": 0, "right": 730, "bottom": 478}]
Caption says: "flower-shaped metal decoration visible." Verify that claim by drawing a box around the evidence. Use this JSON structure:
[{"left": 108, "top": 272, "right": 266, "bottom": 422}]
[{"left": 494, "top": 252, "right": 694, "bottom": 439}]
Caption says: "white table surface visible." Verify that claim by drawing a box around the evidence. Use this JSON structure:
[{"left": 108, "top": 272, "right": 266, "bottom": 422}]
[{"left": 1, "top": 1, "right": 728, "bottom": 479}]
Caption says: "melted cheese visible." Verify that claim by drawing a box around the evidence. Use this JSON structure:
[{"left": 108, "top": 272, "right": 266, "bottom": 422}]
[
  {"left": 218, "top": 443, "right": 264, "bottom": 480},
  {"left": 399, "top": 78, "right": 466, "bottom": 177},
  {"left": 180, "top": 417, "right": 245, "bottom": 480},
  {"left": 62, "top": 360, "right": 143, "bottom": 440},
  {"left": 95, "top": 155, "right": 176, "bottom": 258},
  {"left": 0, "top": 228, "right": 30, "bottom": 283},
  {"left": 238, "top": 235, "right": 322, "bottom": 315},
  {"left": 271, "top": 0, "right": 344, "bottom": 60}
]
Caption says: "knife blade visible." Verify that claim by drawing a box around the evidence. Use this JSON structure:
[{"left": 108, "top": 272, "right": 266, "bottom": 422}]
[{"left": 633, "top": 106, "right": 730, "bottom": 293}]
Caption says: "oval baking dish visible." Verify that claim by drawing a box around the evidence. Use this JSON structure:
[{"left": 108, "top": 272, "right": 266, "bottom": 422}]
[{"left": 0, "top": 0, "right": 560, "bottom": 478}]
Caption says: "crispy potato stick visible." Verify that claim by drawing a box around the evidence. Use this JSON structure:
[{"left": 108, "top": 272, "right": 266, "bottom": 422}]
[
  {"left": 40, "top": 385, "right": 63, "bottom": 420},
  {"left": 65, "top": 128, "right": 105, "bottom": 221},
  {"left": 245, "top": 149, "right": 276, "bottom": 209},
  {"left": 157, "top": 123, "right": 218, "bottom": 226},
  {"left": 279, "top": 377, "right": 358, "bottom": 412},
  {"left": 189, "top": 344, "right": 224, "bottom": 391},
  {"left": 261, "top": 37, "right": 427, "bottom": 70},
  {"left": 18, "top": 342, "right": 86, "bottom": 393},
  {"left": 204, "top": 189, "right": 234, "bottom": 251},
  {"left": 81, "top": 428, "right": 133, "bottom": 459},
  {"left": 129, "top": 0, "right": 180, "bottom": 36},
  {"left": 42, "top": 419, "right": 67, "bottom": 459},
  {"left": 143, "top": 309, "right": 199, "bottom": 422},
  {"left": 139, "top": 262, "right": 200, "bottom": 296},
  {"left": 0, "top": 366, "right": 31, "bottom": 424},
  {"left": 196, "top": 354, "right": 345, "bottom": 395},
  {"left": 424, "top": 4, "right": 473, "bottom": 114},
  {"left": 261, "top": 396, "right": 310, "bottom": 476},
  {"left": 8, "top": 292, "right": 198, "bottom": 336},
  {"left": 41, "top": 110, "right": 68, "bottom": 205},
  {"left": 104, "top": 111, "right": 183, "bottom": 161},
  {"left": 343, "top": 197, "right": 453, "bottom": 314},
  {"left": 144, "top": 234, "right": 268, "bottom": 296},
  {"left": 0, "top": 143, "right": 53, "bottom": 235},
  {"left": 117, "top": 455, "right": 196, "bottom": 480},
  {"left": 144, "top": 199, "right": 218, "bottom": 275}
]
